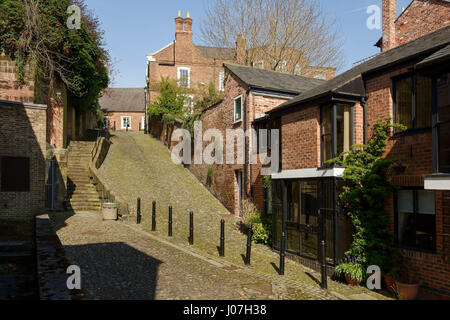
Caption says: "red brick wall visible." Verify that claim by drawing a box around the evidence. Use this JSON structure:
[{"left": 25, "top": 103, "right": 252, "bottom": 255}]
[
  {"left": 395, "top": 0, "right": 450, "bottom": 47},
  {"left": 280, "top": 105, "right": 321, "bottom": 170},
  {"left": 0, "top": 56, "right": 34, "bottom": 103},
  {"left": 105, "top": 111, "right": 146, "bottom": 132},
  {"left": 0, "top": 101, "right": 47, "bottom": 219},
  {"left": 365, "top": 64, "right": 450, "bottom": 297},
  {"left": 148, "top": 39, "right": 232, "bottom": 105},
  {"left": 188, "top": 73, "right": 289, "bottom": 215}
]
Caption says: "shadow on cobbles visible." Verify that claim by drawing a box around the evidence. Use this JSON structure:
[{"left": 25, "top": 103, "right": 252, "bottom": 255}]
[{"left": 64, "top": 242, "right": 162, "bottom": 300}]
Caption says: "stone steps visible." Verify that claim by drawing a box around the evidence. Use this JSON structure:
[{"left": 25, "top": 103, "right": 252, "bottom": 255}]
[{"left": 66, "top": 140, "right": 101, "bottom": 212}]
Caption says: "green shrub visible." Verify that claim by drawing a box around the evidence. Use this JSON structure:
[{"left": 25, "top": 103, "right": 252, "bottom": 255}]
[
  {"left": 245, "top": 213, "right": 272, "bottom": 245},
  {"left": 335, "top": 263, "right": 366, "bottom": 283}
]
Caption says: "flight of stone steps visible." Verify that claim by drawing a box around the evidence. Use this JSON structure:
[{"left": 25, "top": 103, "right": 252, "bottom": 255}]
[{"left": 66, "top": 141, "right": 102, "bottom": 212}]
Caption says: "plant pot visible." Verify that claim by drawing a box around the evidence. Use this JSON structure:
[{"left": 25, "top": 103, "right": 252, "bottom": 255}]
[
  {"left": 396, "top": 282, "right": 419, "bottom": 300},
  {"left": 345, "top": 274, "right": 360, "bottom": 286},
  {"left": 102, "top": 203, "right": 118, "bottom": 221},
  {"left": 384, "top": 275, "right": 396, "bottom": 293}
]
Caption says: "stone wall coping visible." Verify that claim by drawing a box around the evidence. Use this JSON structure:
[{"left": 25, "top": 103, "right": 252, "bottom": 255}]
[{"left": 0, "top": 99, "right": 47, "bottom": 110}]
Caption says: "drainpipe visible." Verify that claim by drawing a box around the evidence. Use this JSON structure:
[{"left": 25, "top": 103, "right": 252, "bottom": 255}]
[
  {"left": 362, "top": 96, "right": 368, "bottom": 145},
  {"left": 244, "top": 88, "right": 250, "bottom": 199}
]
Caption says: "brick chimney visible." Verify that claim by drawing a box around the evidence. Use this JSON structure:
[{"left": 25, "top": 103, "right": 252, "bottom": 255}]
[
  {"left": 382, "top": 0, "right": 397, "bottom": 51},
  {"left": 184, "top": 11, "right": 192, "bottom": 32},
  {"left": 175, "top": 10, "right": 184, "bottom": 33},
  {"left": 175, "top": 11, "right": 192, "bottom": 43},
  {"left": 236, "top": 34, "right": 246, "bottom": 64}
]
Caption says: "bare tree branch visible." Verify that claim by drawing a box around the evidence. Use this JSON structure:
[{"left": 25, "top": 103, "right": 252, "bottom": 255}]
[{"left": 199, "top": 0, "right": 344, "bottom": 73}]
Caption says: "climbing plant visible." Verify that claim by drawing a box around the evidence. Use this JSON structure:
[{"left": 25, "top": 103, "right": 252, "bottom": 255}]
[
  {"left": 0, "top": 0, "right": 109, "bottom": 112},
  {"left": 329, "top": 119, "right": 406, "bottom": 282}
]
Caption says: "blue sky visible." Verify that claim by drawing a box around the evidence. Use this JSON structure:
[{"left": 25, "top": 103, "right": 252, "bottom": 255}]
[{"left": 84, "top": 0, "right": 412, "bottom": 88}]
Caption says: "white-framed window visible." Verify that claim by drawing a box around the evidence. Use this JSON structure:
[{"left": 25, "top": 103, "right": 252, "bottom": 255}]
[
  {"left": 219, "top": 72, "right": 225, "bottom": 91},
  {"left": 252, "top": 61, "right": 264, "bottom": 69},
  {"left": 276, "top": 60, "right": 287, "bottom": 73},
  {"left": 294, "top": 64, "right": 302, "bottom": 76},
  {"left": 234, "top": 95, "right": 243, "bottom": 123},
  {"left": 178, "top": 67, "right": 190, "bottom": 88},
  {"left": 183, "top": 94, "right": 194, "bottom": 114},
  {"left": 121, "top": 116, "right": 131, "bottom": 130},
  {"left": 141, "top": 116, "right": 146, "bottom": 130},
  {"left": 314, "top": 72, "right": 326, "bottom": 80}
]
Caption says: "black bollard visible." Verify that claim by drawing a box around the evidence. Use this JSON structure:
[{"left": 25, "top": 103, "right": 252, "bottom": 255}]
[
  {"left": 219, "top": 219, "right": 225, "bottom": 257},
  {"left": 136, "top": 198, "right": 141, "bottom": 224},
  {"left": 152, "top": 201, "right": 156, "bottom": 231},
  {"left": 189, "top": 212, "right": 194, "bottom": 245},
  {"left": 168, "top": 206, "right": 173, "bottom": 237},
  {"left": 319, "top": 209, "right": 328, "bottom": 290},
  {"left": 245, "top": 224, "right": 252, "bottom": 265},
  {"left": 321, "top": 239, "right": 328, "bottom": 289},
  {"left": 280, "top": 230, "right": 286, "bottom": 275}
]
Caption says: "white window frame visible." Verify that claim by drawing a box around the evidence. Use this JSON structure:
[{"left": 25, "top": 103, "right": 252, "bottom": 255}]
[
  {"left": 177, "top": 67, "right": 190, "bottom": 88},
  {"left": 219, "top": 72, "right": 225, "bottom": 91},
  {"left": 121, "top": 116, "right": 131, "bottom": 130},
  {"left": 252, "top": 61, "right": 264, "bottom": 69},
  {"left": 234, "top": 95, "right": 243, "bottom": 124},
  {"left": 141, "top": 116, "right": 146, "bottom": 130},
  {"left": 276, "top": 60, "right": 287, "bottom": 73},
  {"left": 294, "top": 64, "right": 302, "bottom": 76},
  {"left": 314, "top": 72, "right": 326, "bottom": 80},
  {"left": 183, "top": 94, "right": 194, "bottom": 114}
]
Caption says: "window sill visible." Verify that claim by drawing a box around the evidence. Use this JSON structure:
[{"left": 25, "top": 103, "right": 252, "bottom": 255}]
[
  {"left": 398, "top": 245, "right": 437, "bottom": 255},
  {"left": 391, "top": 127, "right": 432, "bottom": 139},
  {"left": 233, "top": 119, "right": 242, "bottom": 125}
]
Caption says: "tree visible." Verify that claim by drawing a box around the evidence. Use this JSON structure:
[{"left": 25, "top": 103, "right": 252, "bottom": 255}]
[
  {"left": 0, "top": 0, "right": 109, "bottom": 112},
  {"left": 200, "top": 0, "right": 344, "bottom": 72},
  {"left": 147, "top": 78, "right": 187, "bottom": 127}
]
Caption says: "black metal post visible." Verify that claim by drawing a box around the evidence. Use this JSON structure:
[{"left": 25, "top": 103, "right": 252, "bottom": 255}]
[
  {"left": 245, "top": 224, "right": 252, "bottom": 265},
  {"left": 168, "top": 206, "right": 173, "bottom": 237},
  {"left": 136, "top": 198, "right": 141, "bottom": 224},
  {"left": 152, "top": 201, "right": 156, "bottom": 231},
  {"left": 319, "top": 209, "right": 328, "bottom": 290},
  {"left": 189, "top": 211, "right": 194, "bottom": 245},
  {"left": 280, "top": 230, "right": 286, "bottom": 275},
  {"left": 219, "top": 219, "right": 225, "bottom": 257}
]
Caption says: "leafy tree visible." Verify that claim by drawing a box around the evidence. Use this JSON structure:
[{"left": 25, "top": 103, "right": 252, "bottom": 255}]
[
  {"left": 0, "top": 0, "right": 109, "bottom": 113},
  {"left": 147, "top": 78, "right": 186, "bottom": 127},
  {"left": 329, "top": 119, "right": 406, "bottom": 282}
]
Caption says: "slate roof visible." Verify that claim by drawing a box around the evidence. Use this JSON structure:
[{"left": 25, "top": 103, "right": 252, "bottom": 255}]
[
  {"left": 196, "top": 46, "right": 235, "bottom": 60},
  {"left": 224, "top": 63, "right": 326, "bottom": 95},
  {"left": 416, "top": 44, "right": 450, "bottom": 68},
  {"left": 269, "top": 25, "right": 450, "bottom": 114},
  {"left": 99, "top": 88, "right": 145, "bottom": 112}
]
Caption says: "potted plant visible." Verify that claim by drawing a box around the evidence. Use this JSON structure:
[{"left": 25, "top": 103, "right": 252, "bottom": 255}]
[
  {"left": 384, "top": 270, "right": 398, "bottom": 293},
  {"left": 335, "top": 263, "right": 366, "bottom": 286},
  {"left": 384, "top": 252, "right": 403, "bottom": 293},
  {"left": 395, "top": 273, "right": 420, "bottom": 300}
]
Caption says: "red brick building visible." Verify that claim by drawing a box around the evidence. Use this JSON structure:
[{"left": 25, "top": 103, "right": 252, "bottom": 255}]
[
  {"left": 262, "top": 0, "right": 450, "bottom": 297},
  {"left": 0, "top": 100, "right": 47, "bottom": 219},
  {"left": 188, "top": 63, "right": 325, "bottom": 216},
  {"left": 100, "top": 88, "right": 146, "bottom": 131},
  {"left": 0, "top": 54, "right": 96, "bottom": 149},
  {"left": 146, "top": 12, "right": 336, "bottom": 108}
]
